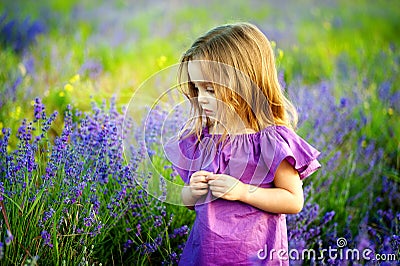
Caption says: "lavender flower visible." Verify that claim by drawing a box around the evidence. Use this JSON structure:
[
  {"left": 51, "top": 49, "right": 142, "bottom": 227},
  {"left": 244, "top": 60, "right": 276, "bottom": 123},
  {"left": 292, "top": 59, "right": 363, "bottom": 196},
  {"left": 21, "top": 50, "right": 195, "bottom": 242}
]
[
  {"left": 39, "top": 208, "right": 55, "bottom": 227},
  {"left": 1, "top": 71, "right": 395, "bottom": 265},
  {"left": 41, "top": 230, "right": 53, "bottom": 248},
  {"left": 0, "top": 182, "right": 4, "bottom": 201},
  {"left": 0, "top": 13, "right": 47, "bottom": 53},
  {"left": 123, "top": 239, "right": 133, "bottom": 253},
  {"left": 79, "top": 59, "right": 103, "bottom": 79},
  {"left": 33, "top": 97, "right": 45, "bottom": 121},
  {"left": 169, "top": 225, "right": 189, "bottom": 239},
  {"left": 0, "top": 90, "right": 193, "bottom": 262},
  {"left": 378, "top": 81, "right": 391, "bottom": 102},
  {"left": 84, "top": 216, "right": 95, "bottom": 227},
  {"left": 5, "top": 230, "right": 13, "bottom": 246}
]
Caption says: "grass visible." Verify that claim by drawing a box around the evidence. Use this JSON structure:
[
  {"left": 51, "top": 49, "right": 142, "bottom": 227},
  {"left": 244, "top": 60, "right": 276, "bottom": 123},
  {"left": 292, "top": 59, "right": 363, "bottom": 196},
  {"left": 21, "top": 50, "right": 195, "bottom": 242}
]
[{"left": 0, "top": 0, "right": 399, "bottom": 264}]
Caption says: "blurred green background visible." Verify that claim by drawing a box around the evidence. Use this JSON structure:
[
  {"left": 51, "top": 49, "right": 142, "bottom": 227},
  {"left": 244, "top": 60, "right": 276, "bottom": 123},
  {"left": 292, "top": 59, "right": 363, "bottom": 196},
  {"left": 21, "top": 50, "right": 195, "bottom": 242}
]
[
  {"left": 0, "top": 0, "right": 399, "bottom": 264},
  {"left": 1, "top": 0, "right": 398, "bottom": 129}
]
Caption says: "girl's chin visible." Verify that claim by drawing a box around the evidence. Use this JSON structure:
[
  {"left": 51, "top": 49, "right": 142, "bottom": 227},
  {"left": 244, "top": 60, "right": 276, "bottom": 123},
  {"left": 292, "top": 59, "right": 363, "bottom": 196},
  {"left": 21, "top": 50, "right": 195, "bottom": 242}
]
[{"left": 205, "top": 114, "right": 216, "bottom": 119}]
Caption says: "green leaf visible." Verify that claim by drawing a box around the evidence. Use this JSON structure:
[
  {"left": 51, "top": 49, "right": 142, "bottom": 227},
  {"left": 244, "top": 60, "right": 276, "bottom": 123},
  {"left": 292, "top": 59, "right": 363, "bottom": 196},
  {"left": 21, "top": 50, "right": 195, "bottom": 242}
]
[
  {"left": 53, "top": 220, "right": 59, "bottom": 265},
  {"left": 2, "top": 193, "right": 23, "bottom": 213},
  {"left": 26, "top": 188, "right": 45, "bottom": 217}
]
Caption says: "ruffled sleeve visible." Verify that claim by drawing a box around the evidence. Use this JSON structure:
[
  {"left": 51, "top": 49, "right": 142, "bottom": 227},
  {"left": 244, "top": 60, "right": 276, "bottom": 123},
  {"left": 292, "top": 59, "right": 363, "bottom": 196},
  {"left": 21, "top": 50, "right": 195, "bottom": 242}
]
[
  {"left": 165, "top": 126, "right": 321, "bottom": 185},
  {"left": 164, "top": 131, "right": 218, "bottom": 184},
  {"left": 261, "top": 126, "right": 321, "bottom": 181}
]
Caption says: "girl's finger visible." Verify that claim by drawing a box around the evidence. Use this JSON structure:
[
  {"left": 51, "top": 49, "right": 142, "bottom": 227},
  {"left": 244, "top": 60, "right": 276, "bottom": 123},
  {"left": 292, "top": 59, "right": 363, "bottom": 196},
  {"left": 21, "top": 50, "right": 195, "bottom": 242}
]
[
  {"left": 205, "top": 174, "right": 219, "bottom": 181},
  {"left": 191, "top": 175, "right": 207, "bottom": 183},
  {"left": 193, "top": 182, "right": 209, "bottom": 189},
  {"left": 209, "top": 184, "right": 224, "bottom": 192},
  {"left": 208, "top": 179, "right": 223, "bottom": 186},
  {"left": 211, "top": 191, "right": 223, "bottom": 198},
  {"left": 192, "top": 170, "right": 213, "bottom": 177},
  {"left": 192, "top": 189, "right": 209, "bottom": 197}
]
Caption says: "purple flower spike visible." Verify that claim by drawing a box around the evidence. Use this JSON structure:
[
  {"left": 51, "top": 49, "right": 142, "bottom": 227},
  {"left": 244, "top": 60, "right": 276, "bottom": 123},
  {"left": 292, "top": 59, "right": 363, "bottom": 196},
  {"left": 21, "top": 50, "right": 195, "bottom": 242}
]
[
  {"left": 34, "top": 97, "right": 45, "bottom": 121},
  {"left": 41, "top": 230, "right": 53, "bottom": 248},
  {"left": 5, "top": 230, "right": 13, "bottom": 246}
]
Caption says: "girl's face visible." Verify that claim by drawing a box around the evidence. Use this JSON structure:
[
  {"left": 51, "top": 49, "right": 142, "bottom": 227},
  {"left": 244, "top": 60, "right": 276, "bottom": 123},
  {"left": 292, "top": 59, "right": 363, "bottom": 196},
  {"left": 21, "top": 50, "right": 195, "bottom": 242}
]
[{"left": 188, "top": 61, "right": 218, "bottom": 118}]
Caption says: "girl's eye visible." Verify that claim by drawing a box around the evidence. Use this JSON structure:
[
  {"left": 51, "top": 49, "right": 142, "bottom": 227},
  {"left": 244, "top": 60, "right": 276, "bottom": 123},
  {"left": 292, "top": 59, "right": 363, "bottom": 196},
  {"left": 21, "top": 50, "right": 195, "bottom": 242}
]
[{"left": 206, "top": 87, "right": 215, "bottom": 94}]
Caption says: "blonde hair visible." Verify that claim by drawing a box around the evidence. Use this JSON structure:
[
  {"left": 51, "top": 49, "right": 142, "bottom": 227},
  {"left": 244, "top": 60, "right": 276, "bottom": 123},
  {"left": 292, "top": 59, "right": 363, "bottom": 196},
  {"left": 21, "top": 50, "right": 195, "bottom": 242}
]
[{"left": 178, "top": 22, "right": 298, "bottom": 140}]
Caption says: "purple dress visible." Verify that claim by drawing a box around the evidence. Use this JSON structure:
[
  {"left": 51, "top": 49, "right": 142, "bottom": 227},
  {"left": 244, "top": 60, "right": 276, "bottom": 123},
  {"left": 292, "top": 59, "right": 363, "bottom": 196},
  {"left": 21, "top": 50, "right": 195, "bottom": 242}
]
[{"left": 165, "top": 126, "right": 321, "bottom": 265}]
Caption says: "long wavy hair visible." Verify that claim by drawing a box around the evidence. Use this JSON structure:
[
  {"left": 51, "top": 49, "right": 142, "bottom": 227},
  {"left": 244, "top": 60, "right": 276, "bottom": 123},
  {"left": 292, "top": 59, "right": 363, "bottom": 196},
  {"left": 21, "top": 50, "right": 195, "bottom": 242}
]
[{"left": 177, "top": 22, "right": 298, "bottom": 141}]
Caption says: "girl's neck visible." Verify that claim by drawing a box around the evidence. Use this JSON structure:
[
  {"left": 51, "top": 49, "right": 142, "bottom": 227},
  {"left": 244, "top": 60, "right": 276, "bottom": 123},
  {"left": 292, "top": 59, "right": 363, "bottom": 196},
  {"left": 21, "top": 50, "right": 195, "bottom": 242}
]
[{"left": 209, "top": 123, "right": 257, "bottom": 135}]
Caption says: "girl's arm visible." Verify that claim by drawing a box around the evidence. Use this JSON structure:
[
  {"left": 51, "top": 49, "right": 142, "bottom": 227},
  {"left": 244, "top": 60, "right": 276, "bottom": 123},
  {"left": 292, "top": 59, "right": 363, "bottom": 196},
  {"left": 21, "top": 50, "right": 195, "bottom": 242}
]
[
  {"left": 181, "top": 185, "right": 196, "bottom": 210},
  {"left": 207, "top": 159, "right": 304, "bottom": 214},
  {"left": 181, "top": 170, "right": 212, "bottom": 210}
]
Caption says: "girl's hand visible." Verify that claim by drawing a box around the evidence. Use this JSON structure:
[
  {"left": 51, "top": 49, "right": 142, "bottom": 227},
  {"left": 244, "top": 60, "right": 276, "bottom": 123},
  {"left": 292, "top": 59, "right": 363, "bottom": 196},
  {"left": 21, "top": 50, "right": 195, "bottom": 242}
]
[
  {"left": 189, "top": 170, "right": 213, "bottom": 198},
  {"left": 207, "top": 174, "right": 246, "bottom": 201}
]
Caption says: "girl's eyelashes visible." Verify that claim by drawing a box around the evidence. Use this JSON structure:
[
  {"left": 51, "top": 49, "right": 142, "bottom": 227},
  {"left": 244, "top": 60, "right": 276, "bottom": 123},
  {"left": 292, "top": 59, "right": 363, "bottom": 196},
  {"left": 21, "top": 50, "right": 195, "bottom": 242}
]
[
  {"left": 206, "top": 86, "right": 215, "bottom": 94},
  {"left": 193, "top": 83, "right": 215, "bottom": 94}
]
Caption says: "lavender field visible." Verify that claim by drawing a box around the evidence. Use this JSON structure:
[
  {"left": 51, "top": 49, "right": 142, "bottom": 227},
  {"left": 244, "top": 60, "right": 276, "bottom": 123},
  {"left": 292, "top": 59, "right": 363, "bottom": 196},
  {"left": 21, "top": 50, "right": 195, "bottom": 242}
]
[{"left": 0, "top": 0, "right": 399, "bottom": 265}]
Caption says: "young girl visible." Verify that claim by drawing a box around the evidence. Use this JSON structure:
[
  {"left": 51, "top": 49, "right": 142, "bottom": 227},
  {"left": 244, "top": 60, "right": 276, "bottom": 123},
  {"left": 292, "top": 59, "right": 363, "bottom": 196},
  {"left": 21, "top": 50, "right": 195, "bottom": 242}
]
[{"left": 165, "top": 22, "right": 321, "bottom": 265}]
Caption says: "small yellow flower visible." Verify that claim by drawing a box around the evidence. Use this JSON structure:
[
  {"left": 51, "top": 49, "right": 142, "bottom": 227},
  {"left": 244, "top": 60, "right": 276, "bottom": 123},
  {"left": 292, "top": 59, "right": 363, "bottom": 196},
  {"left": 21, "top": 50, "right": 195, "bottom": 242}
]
[
  {"left": 11, "top": 106, "right": 21, "bottom": 119},
  {"left": 59, "top": 91, "right": 65, "bottom": 97},
  {"left": 64, "top": 83, "right": 74, "bottom": 92},
  {"left": 387, "top": 108, "right": 393, "bottom": 116},
  {"left": 7, "top": 145, "right": 11, "bottom": 153},
  {"left": 31, "top": 100, "right": 35, "bottom": 106},
  {"left": 16, "top": 106, "right": 21, "bottom": 119},
  {"left": 157, "top": 56, "right": 167, "bottom": 68},
  {"left": 361, "top": 140, "right": 367, "bottom": 148},
  {"left": 278, "top": 49, "right": 284, "bottom": 60},
  {"left": 270, "top": 41, "right": 276, "bottom": 48},
  {"left": 69, "top": 74, "right": 80, "bottom": 84}
]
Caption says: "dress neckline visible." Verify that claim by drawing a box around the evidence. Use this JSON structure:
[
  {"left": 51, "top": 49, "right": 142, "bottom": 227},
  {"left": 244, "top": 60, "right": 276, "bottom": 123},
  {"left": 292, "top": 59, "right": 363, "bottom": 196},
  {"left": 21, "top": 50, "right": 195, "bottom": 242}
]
[{"left": 203, "top": 125, "right": 287, "bottom": 137}]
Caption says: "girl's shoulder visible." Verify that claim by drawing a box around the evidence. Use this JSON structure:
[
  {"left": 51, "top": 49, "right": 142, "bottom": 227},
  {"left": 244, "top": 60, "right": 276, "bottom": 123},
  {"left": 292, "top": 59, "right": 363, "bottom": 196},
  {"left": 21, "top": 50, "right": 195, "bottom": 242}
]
[
  {"left": 175, "top": 125, "right": 309, "bottom": 148},
  {"left": 165, "top": 125, "right": 321, "bottom": 182},
  {"left": 201, "top": 124, "right": 294, "bottom": 140}
]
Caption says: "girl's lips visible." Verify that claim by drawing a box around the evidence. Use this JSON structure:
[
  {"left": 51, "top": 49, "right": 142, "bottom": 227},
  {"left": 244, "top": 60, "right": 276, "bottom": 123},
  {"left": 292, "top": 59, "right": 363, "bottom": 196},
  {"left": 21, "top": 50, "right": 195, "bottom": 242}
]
[{"left": 203, "top": 109, "right": 213, "bottom": 115}]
